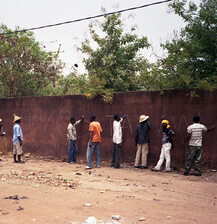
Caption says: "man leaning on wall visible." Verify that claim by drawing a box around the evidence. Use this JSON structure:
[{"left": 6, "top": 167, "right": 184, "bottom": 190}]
[
  {"left": 182, "top": 115, "right": 214, "bottom": 176},
  {"left": 111, "top": 114, "right": 127, "bottom": 169},
  {"left": 13, "top": 114, "right": 24, "bottom": 163},
  {"left": 134, "top": 115, "right": 151, "bottom": 169},
  {"left": 0, "top": 118, "right": 6, "bottom": 161},
  {"left": 86, "top": 115, "right": 102, "bottom": 169},
  {"left": 0, "top": 118, "right": 6, "bottom": 137},
  {"left": 67, "top": 115, "right": 84, "bottom": 164}
]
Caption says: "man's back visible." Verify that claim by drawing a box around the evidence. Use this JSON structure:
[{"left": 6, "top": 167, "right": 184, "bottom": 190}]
[
  {"left": 89, "top": 121, "right": 102, "bottom": 142},
  {"left": 135, "top": 122, "right": 151, "bottom": 144},
  {"left": 187, "top": 123, "right": 207, "bottom": 146}
]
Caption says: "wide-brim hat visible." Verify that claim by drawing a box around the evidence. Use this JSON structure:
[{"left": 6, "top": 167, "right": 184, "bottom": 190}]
[
  {"left": 13, "top": 114, "right": 21, "bottom": 123},
  {"left": 139, "top": 115, "right": 149, "bottom": 123}
]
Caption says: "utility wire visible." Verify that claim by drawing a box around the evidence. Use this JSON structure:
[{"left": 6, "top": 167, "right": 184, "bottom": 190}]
[{"left": 0, "top": 0, "right": 172, "bottom": 35}]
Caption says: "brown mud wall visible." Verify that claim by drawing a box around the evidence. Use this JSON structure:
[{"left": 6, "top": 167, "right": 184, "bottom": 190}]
[{"left": 0, "top": 89, "right": 216, "bottom": 168}]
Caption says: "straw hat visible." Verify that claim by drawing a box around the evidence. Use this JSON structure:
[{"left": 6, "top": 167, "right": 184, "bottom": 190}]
[
  {"left": 139, "top": 115, "right": 149, "bottom": 123},
  {"left": 13, "top": 114, "right": 21, "bottom": 123}
]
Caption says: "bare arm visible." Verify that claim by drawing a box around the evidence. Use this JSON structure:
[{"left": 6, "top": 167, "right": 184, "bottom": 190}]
[
  {"left": 120, "top": 115, "right": 127, "bottom": 124},
  {"left": 181, "top": 133, "right": 191, "bottom": 148},
  {"left": 18, "top": 136, "right": 23, "bottom": 146},
  {"left": 207, "top": 126, "right": 214, "bottom": 133},
  {"left": 89, "top": 131, "right": 93, "bottom": 147}
]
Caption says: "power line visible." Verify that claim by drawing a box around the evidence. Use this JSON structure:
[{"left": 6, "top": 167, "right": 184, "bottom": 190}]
[{"left": 0, "top": 0, "right": 172, "bottom": 35}]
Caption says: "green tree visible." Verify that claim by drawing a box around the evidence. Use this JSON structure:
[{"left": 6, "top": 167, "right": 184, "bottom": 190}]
[
  {"left": 80, "top": 12, "right": 150, "bottom": 102},
  {"left": 0, "top": 24, "right": 63, "bottom": 97},
  {"left": 53, "top": 72, "right": 88, "bottom": 96},
  {"left": 142, "top": 0, "right": 217, "bottom": 93}
]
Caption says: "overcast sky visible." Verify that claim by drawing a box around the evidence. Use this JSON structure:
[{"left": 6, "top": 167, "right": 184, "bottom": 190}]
[{"left": 0, "top": 0, "right": 201, "bottom": 74}]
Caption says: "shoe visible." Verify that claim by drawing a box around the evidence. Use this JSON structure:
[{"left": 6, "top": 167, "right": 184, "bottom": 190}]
[
  {"left": 162, "top": 170, "right": 170, "bottom": 173},
  {"left": 183, "top": 172, "right": 189, "bottom": 176},
  {"left": 96, "top": 166, "right": 101, "bottom": 168},
  {"left": 195, "top": 173, "right": 202, "bottom": 176},
  {"left": 111, "top": 164, "right": 114, "bottom": 167},
  {"left": 134, "top": 166, "right": 140, "bottom": 168},
  {"left": 141, "top": 166, "right": 148, "bottom": 169},
  {"left": 85, "top": 166, "right": 92, "bottom": 169},
  {"left": 151, "top": 168, "right": 160, "bottom": 172},
  {"left": 114, "top": 165, "right": 120, "bottom": 168}
]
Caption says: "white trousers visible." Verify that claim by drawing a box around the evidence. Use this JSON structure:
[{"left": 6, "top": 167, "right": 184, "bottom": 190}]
[{"left": 155, "top": 143, "right": 171, "bottom": 171}]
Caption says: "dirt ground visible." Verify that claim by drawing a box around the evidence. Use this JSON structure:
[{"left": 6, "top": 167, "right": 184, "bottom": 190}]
[{"left": 0, "top": 155, "right": 217, "bottom": 224}]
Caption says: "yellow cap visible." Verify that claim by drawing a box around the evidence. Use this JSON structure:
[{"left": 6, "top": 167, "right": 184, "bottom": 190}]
[{"left": 161, "top": 119, "right": 170, "bottom": 128}]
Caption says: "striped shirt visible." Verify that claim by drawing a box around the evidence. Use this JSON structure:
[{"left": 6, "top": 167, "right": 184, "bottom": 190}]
[{"left": 187, "top": 123, "right": 207, "bottom": 146}]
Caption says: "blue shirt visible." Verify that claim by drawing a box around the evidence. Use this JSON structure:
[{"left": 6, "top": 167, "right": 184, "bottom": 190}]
[
  {"left": 162, "top": 128, "right": 175, "bottom": 145},
  {"left": 13, "top": 123, "right": 23, "bottom": 145}
]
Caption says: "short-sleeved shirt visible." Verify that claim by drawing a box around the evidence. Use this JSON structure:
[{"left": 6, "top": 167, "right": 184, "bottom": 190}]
[
  {"left": 13, "top": 123, "right": 23, "bottom": 145},
  {"left": 187, "top": 123, "right": 207, "bottom": 146},
  {"left": 113, "top": 118, "right": 123, "bottom": 144},
  {"left": 89, "top": 121, "right": 102, "bottom": 142},
  {"left": 162, "top": 128, "right": 175, "bottom": 145},
  {"left": 67, "top": 120, "right": 81, "bottom": 141}
]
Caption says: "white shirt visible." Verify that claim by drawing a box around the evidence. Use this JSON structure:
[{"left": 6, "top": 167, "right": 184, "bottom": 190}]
[
  {"left": 113, "top": 118, "right": 123, "bottom": 144},
  {"left": 187, "top": 123, "right": 207, "bottom": 146}
]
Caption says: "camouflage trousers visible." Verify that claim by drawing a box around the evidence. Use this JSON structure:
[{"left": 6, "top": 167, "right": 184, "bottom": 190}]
[{"left": 184, "top": 145, "right": 203, "bottom": 175}]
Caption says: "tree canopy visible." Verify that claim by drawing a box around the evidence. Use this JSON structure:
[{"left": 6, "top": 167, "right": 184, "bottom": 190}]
[
  {"left": 0, "top": 25, "right": 63, "bottom": 97},
  {"left": 1, "top": 0, "right": 216, "bottom": 102},
  {"left": 79, "top": 13, "right": 150, "bottom": 102},
  {"left": 140, "top": 0, "right": 217, "bottom": 95}
]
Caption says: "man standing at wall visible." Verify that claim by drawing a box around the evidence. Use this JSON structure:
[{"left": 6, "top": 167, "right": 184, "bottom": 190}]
[
  {"left": 111, "top": 114, "right": 127, "bottom": 168},
  {"left": 0, "top": 118, "right": 6, "bottom": 137},
  {"left": 86, "top": 115, "right": 102, "bottom": 169},
  {"left": 0, "top": 118, "right": 6, "bottom": 161},
  {"left": 182, "top": 115, "right": 214, "bottom": 176},
  {"left": 134, "top": 115, "right": 151, "bottom": 169},
  {"left": 67, "top": 115, "right": 84, "bottom": 163},
  {"left": 151, "top": 119, "right": 175, "bottom": 172},
  {"left": 13, "top": 114, "right": 24, "bottom": 163}
]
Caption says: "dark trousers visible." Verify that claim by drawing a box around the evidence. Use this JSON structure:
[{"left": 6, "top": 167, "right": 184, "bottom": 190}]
[
  {"left": 111, "top": 143, "right": 121, "bottom": 168},
  {"left": 184, "top": 145, "right": 203, "bottom": 174}
]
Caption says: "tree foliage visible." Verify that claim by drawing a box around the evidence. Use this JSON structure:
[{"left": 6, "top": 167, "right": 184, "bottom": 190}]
[
  {"left": 0, "top": 25, "right": 63, "bottom": 97},
  {"left": 140, "top": 0, "right": 217, "bottom": 94},
  {"left": 80, "top": 13, "right": 150, "bottom": 102}
]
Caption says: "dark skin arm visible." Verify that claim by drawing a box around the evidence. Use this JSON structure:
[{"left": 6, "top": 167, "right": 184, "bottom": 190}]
[
  {"left": 18, "top": 136, "right": 23, "bottom": 146},
  {"left": 122, "top": 115, "right": 127, "bottom": 120},
  {"left": 166, "top": 131, "right": 175, "bottom": 142},
  {"left": 181, "top": 133, "right": 191, "bottom": 148},
  {"left": 207, "top": 126, "right": 214, "bottom": 133},
  {"left": 89, "top": 131, "right": 93, "bottom": 147},
  {"left": 0, "top": 125, "right": 5, "bottom": 136},
  {"left": 72, "top": 115, "right": 84, "bottom": 145}
]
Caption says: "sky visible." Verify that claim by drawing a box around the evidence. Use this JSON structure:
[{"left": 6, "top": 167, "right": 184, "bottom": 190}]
[{"left": 0, "top": 0, "right": 201, "bottom": 75}]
